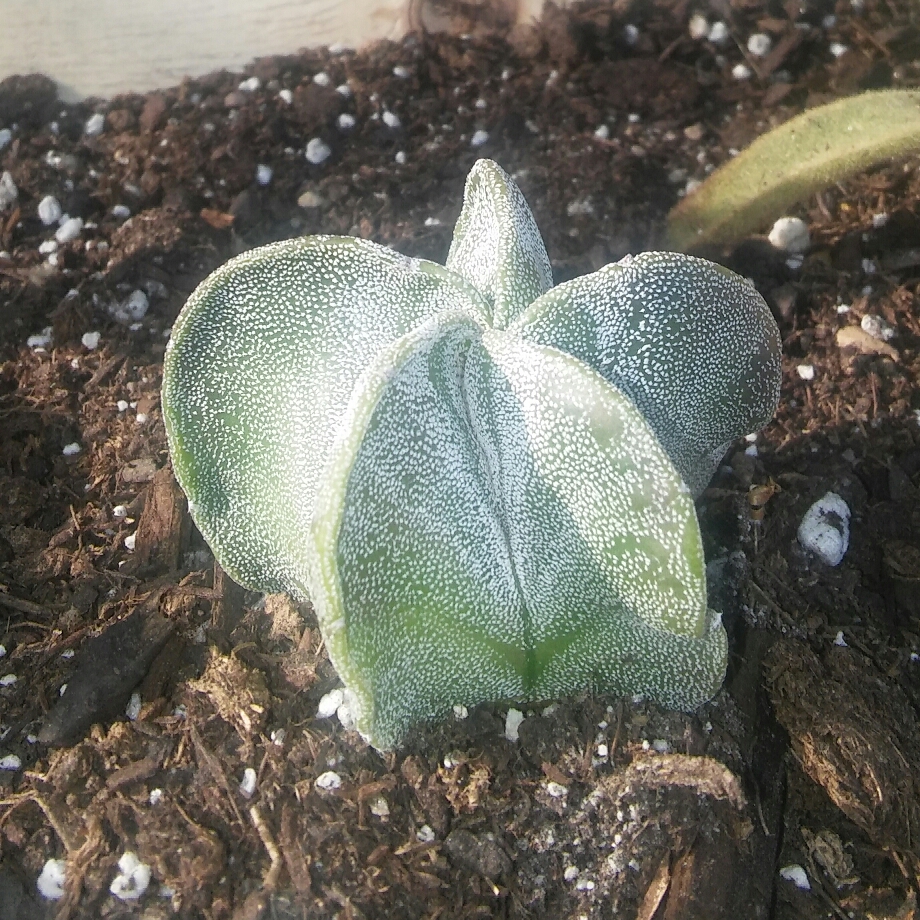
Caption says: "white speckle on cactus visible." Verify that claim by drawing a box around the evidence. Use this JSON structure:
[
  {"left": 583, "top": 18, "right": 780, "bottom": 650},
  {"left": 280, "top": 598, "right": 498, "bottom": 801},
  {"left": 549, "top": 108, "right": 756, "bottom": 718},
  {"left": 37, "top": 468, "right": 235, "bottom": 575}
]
[
  {"left": 768, "top": 216, "right": 810, "bottom": 253},
  {"left": 798, "top": 492, "right": 850, "bottom": 567}
]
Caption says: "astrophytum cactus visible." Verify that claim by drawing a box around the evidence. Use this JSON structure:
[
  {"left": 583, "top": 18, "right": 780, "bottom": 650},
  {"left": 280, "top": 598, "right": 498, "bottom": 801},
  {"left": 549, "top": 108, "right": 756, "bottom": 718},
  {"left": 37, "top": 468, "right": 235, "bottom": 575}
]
[{"left": 162, "top": 159, "right": 781, "bottom": 750}]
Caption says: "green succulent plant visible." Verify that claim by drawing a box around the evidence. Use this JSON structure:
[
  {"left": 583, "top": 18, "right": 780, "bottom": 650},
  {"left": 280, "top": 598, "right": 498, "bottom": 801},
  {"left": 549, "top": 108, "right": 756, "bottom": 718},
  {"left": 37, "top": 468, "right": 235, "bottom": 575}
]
[
  {"left": 668, "top": 90, "right": 920, "bottom": 250},
  {"left": 162, "top": 159, "right": 781, "bottom": 750}
]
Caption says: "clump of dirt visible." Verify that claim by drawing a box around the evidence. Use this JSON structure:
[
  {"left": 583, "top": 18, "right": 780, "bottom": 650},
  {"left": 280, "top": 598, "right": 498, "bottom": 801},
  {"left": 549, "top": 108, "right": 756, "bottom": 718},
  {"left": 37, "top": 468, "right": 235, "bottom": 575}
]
[{"left": 1, "top": 1, "right": 920, "bottom": 918}]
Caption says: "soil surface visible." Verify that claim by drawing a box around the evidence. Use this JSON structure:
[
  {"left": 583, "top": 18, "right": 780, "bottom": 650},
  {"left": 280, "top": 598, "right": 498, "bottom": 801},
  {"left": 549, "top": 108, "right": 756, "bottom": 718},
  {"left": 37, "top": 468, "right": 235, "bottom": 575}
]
[{"left": 2, "top": 1, "right": 920, "bottom": 918}]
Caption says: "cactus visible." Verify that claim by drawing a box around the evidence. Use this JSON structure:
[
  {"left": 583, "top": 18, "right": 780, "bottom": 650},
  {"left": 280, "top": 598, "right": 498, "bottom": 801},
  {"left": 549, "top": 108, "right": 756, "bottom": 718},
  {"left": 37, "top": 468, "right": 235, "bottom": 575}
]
[{"left": 163, "top": 159, "right": 781, "bottom": 749}]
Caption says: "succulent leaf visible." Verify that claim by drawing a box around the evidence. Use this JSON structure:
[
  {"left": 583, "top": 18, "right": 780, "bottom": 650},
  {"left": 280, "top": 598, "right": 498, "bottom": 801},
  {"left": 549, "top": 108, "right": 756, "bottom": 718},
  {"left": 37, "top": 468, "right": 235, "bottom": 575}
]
[
  {"left": 446, "top": 159, "right": 553, "bottom": 329},
  {"left": 162, "top": 235, "right": 488, "bottom": 595},
  {"left": 514, "top": 252, "right": 781, "bottom": 496},
  {"left": 309, "top": 315, "right": 725, "bottom": 749},
  {"left": 667, "top": 90, "right": 920, "bottom": 250}
]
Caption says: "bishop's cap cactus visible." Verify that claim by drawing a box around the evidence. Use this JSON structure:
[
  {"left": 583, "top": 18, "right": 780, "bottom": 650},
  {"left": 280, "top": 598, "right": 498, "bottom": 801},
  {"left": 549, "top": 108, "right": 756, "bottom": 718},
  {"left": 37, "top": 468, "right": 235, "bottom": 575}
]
[{"left": 162, "top": 159, "right": 781, "bottom": 749}]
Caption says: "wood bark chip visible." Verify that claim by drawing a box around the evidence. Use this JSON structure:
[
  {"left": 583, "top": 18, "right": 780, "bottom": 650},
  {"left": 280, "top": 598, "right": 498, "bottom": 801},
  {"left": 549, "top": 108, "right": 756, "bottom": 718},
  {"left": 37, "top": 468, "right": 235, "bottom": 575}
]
[
  {"left": 37, "top": 590, "right": 175, "bottom": 745},
  {"left": 766, "top": 638, "right": 920, "bottom": 858},
  {"left": 127, "top": 466, "right": 189, "bottom": 574}
]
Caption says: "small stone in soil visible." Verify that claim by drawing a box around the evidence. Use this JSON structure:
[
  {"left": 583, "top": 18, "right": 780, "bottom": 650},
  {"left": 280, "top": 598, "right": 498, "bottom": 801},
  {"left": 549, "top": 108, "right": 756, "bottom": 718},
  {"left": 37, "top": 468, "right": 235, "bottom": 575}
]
[{"left": 798, "top": 492, "right": 850, "bottom": 567}]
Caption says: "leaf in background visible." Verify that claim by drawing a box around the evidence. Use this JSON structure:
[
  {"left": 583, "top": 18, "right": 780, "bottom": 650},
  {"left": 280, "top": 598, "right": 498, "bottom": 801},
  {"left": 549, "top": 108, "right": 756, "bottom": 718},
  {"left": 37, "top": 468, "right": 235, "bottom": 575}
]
[
  {"left": 162, "top": 235, "right": 488, "bottom": 596},
  {"left": 310, "top": 316, "right": 725, "bottom": 750},
  {"left": 446, "top": 159, "right": 553, "bottom": 329},
  {"left": 667, "top": 90, "right": 920, "bottom": 250},
  {"left": 514, "top": 252, "right": 781, "bottom": 496}
]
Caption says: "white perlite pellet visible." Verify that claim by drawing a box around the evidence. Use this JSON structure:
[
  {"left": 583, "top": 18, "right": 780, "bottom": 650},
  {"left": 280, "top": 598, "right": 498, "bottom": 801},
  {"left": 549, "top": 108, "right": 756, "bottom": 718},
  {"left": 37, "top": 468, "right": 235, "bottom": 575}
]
[
  {"left": 316, "top": 688, "right": 345, "bottom": 718},
  {"left": 0, "top": 128, "right": 11, "bottom": 151},
  {"left": 796, "top": 364, "right": 815, "bottom": 381},
  {"left": 780, "top": 865, "right": 810, "bottom": 890},
  {"left": 688, "top": 14, "right": 709, "bottom": 40},
  {"left": 504, "top": 708, "right": 524, "bottom": 741},
  {"left": 38, "top": 195, "right": 62, "bottom": 225},
  {"left": 109, "top": 852, "right": 151, "bottom": 901},
  {"left": 470, "top": 130, "right": 490, "bottom": 147},
  {"left": 707, "top": 21, "right": 729, "bottom": 44},
  {"left": 798, "top": 492, "right": 850, "bottom": 567},
  {"left": 768, "top": 216, "right": 810, "bottom": 253},
  {"left": 278, "top": 89, "right": 293, "bottom": 105},
  {"left": 0, "top": 171, "right": 19, "bottom": 210},
  {"left": 315, "top": 770, "right": 342, "bottom": 791},
  {"left": 747, "top": 33, "right": 772, "bottom": 56},
  {"left": 84, "top": 113, "right": 105, "bottom": 136},
  {"left": 62, "top": 443, "right": 81, "bottom": 457},
  {"left": 37, "top": 859, "right": 67, "bottom": 899},
  {"left": 305, "top": 138, "right": 331, "bottom": 165},
  {"left": 382, "top": 111, "right": 401, "bottom": 129},
  {"left": 860, "top": 313, "right": 896, "bottom": 342},
  {"left": 239, "top": 767, "right": 258, "bottom": 798},
  {"left": 732, "top": 63, "right": 752, "bottom": 81},
  {"left": 81, "top": 331, "right": 101, "bottom": 350},
  {"left": 256, "top": 164, "right": 273, "bottom": 186},
  {"left": 55, "top": 217, "right": 83, "bottom": 244},
  {"left": 337, "top": 113, "right": 356, "bottom": 130}
]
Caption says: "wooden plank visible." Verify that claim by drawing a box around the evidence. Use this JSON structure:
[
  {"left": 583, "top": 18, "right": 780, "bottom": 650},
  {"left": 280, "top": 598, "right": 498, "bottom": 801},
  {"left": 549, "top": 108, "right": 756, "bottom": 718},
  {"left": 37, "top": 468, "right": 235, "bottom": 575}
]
[{"left": 0, "top": 0, "right": 551, "bottom": 102}]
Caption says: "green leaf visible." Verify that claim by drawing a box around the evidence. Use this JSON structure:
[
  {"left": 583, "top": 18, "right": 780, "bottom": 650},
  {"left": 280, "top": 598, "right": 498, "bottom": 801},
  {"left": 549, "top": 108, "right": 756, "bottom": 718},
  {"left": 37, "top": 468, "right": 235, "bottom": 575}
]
[
  {"left": 514, "top": 252, "right": 781, "bottom": 496},
  {"left": 667, "top": 90, "right": 920, "bottom": 250},
  {"left": 162, "top": 235, "right": 488, "bottom": 595},
  {"left": 310, "top": 316, "right": 726, "bottom": 750},
  {"left": 446, "top": 159, "right": 553, "bottom": 329}
]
